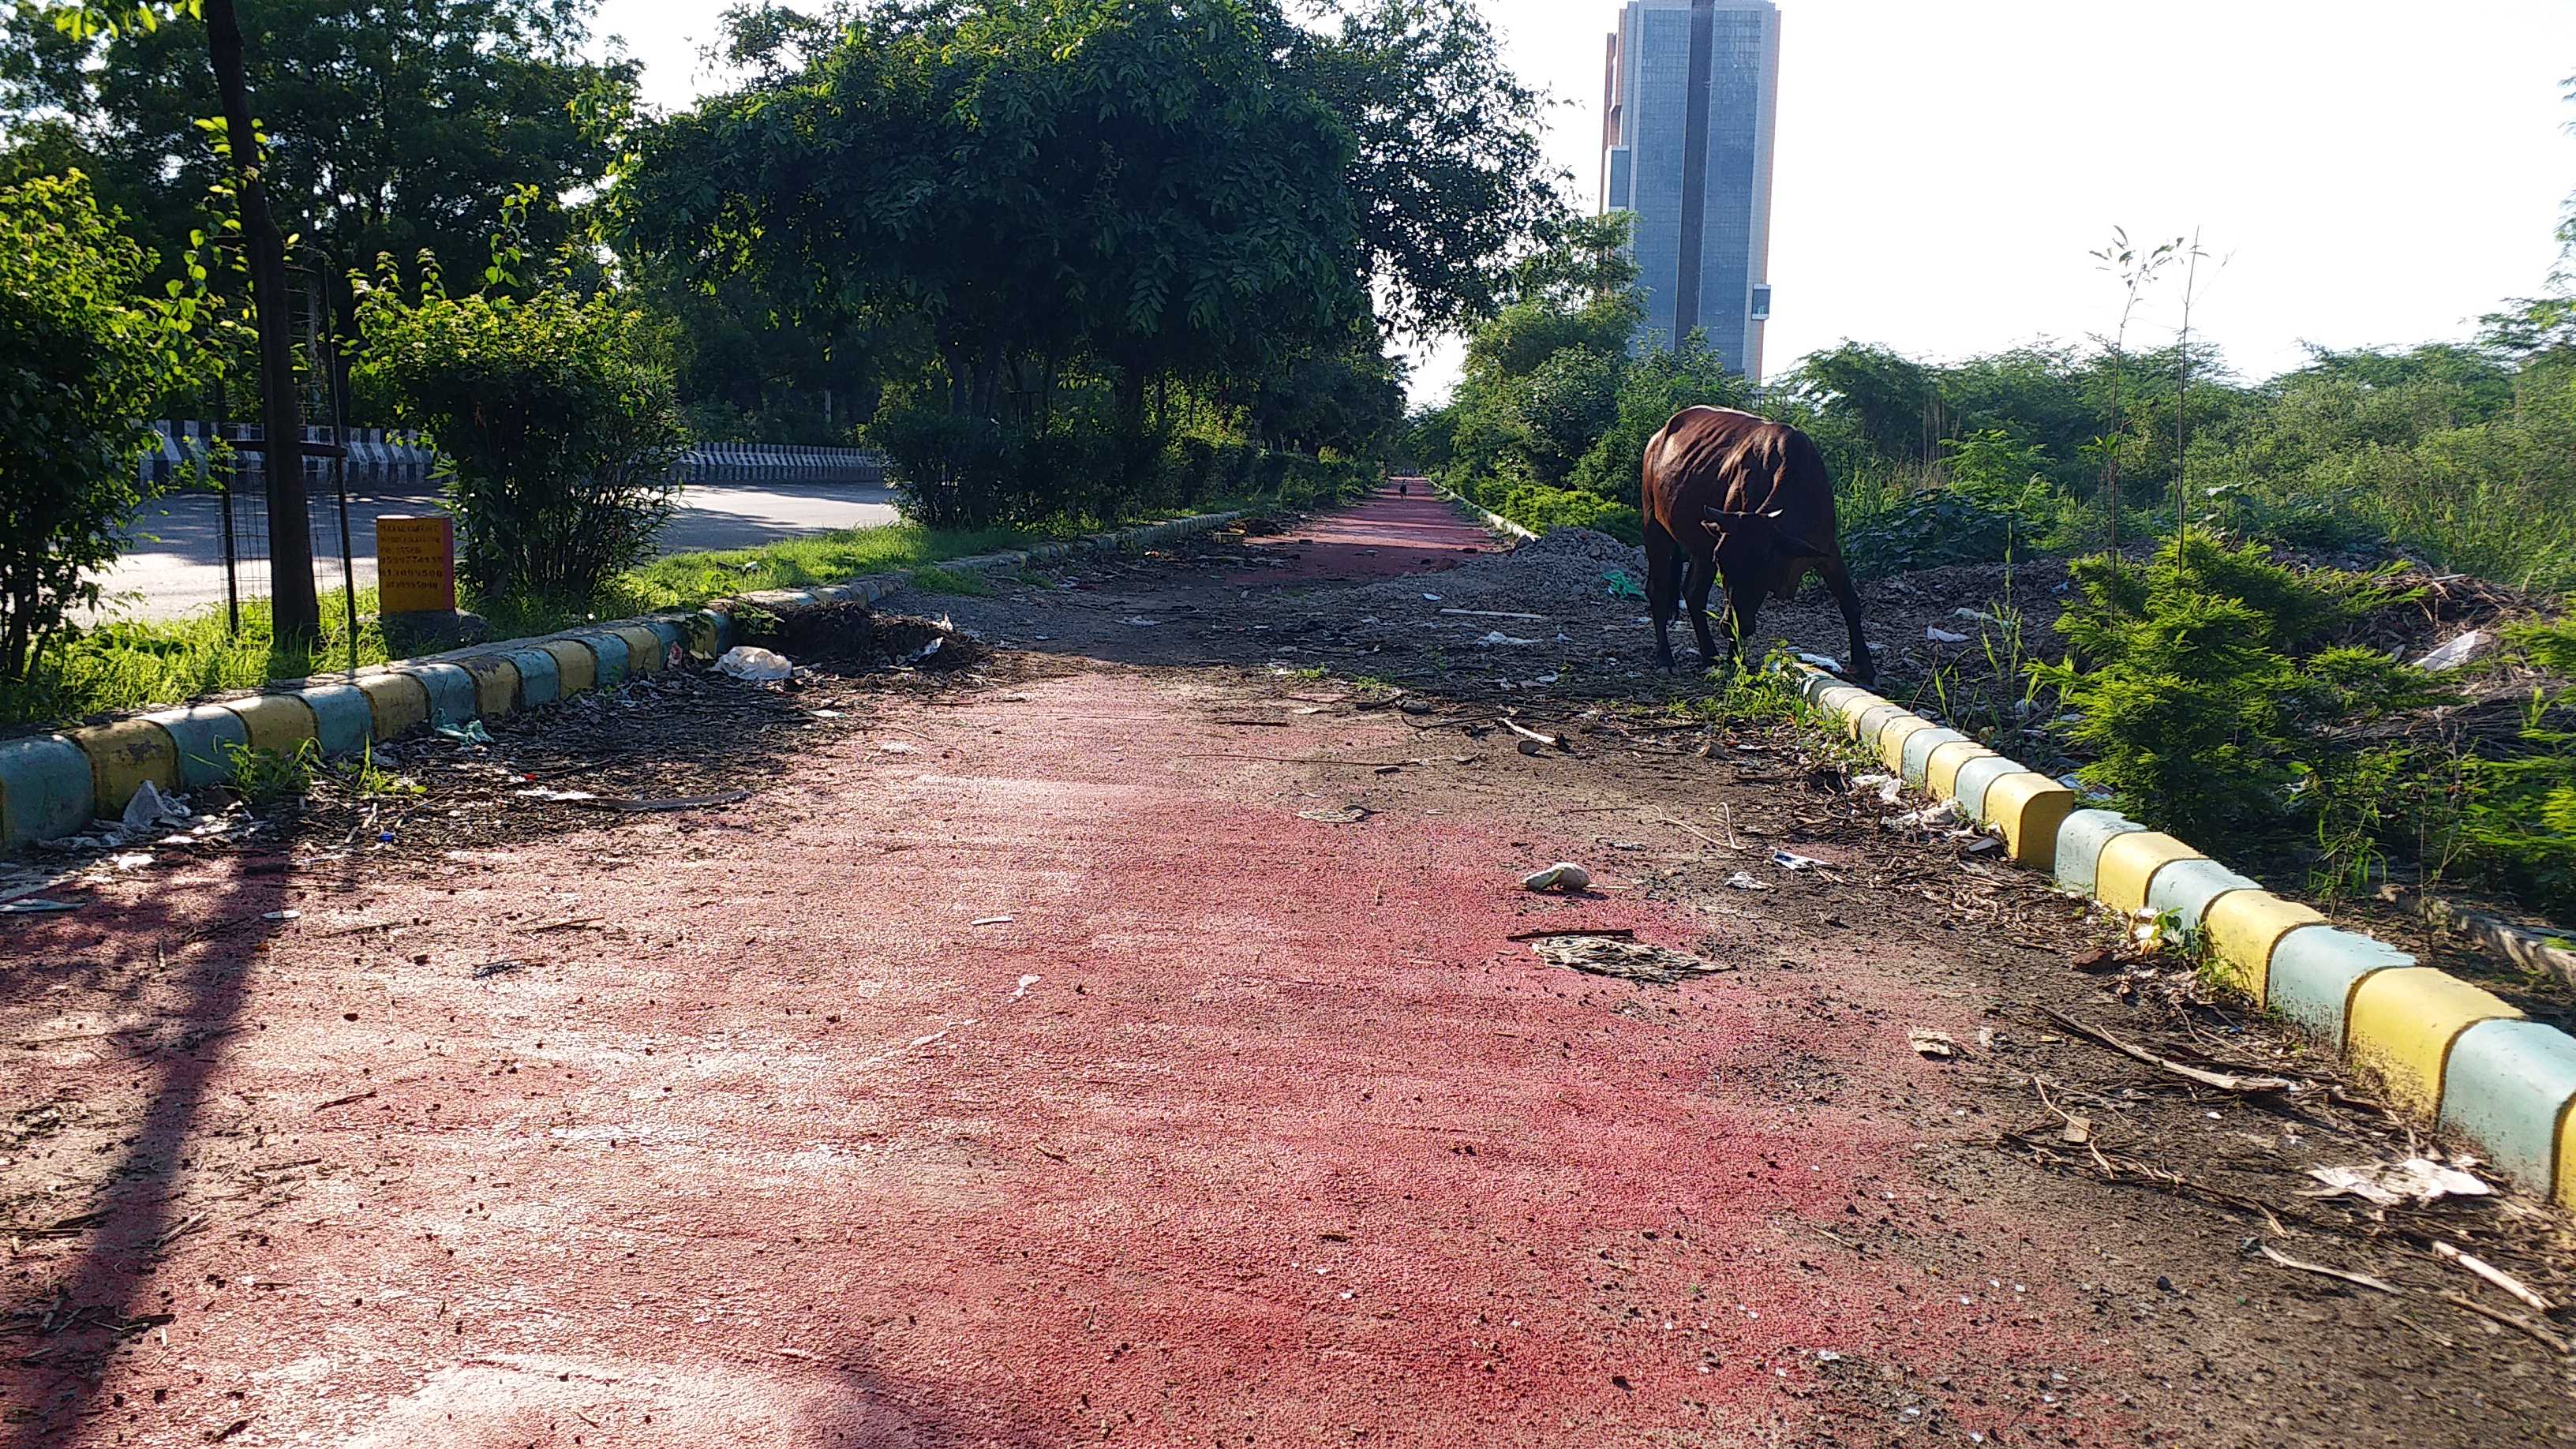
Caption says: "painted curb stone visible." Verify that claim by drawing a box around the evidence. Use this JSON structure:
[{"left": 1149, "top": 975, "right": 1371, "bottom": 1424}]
[
  {"left": 0, "top": 735, "right": 95, "bottom": 848},
  {"left": 142, "top": 706, "right": 250, "bottom": 791},
  {"left": 2439, "top": 1020, "right": 2576, "bottom": 1195},
  {"left": 577, "top": 631, "right": 631, "bottom": 687},
  {"left": 2267, "top": 927, "right": 2414, "bottom": 1044},
  {"left": 1900, "top": 728, "right": 1968, "bottom": 785},
  {"left": 400, "top": 662, "right": 478, "bottom": 727},
  {"left": 504, "top": 647, "right": 562, "bottom": 709},
  {"left": 2054, "top": 810, "right": 2147, "bottom": 897},
  {"left": 1949, "top": 754, "right": 2020, "bottom": 820},
  {"left": 296, "top": 683, "right": 374, "bottom": 756},
  {"left": 2144, "top": 858, "right": 2265, "bottom": 934}
]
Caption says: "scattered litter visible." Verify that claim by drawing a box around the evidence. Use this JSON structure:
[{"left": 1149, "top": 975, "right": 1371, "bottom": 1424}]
[
  {"left": 2409, "top": 630, "right": 2492, "bottom": 672},
  {"left": 599, "top": 790, "right": 752, "bottom": 814},
  {"left": 262, "top": 909, "right": 301, "bottom": 922},
  {"left": 910, "top": 636, "right": 946, "bottom": 664},
  {"left": 1926, "top": 627, "right": 1971, "bottom": 645},
  {"left": 1476, "top": 631, "right": 1541, "bottom": 646},
  {"left": 1010, "top": 974, "right": 1042, "bottom": 1002},
  {"left": 1530, "top": 935, "right": 1730, "bottom": 986},
  {"left": 2058, "top": 1116, "right": 2094, "bottom": 1145},
  {"left": 2304, "top": 1157, "right": 2492, "bottom": 1208},
  {"left": 512, "top": 787, "right": 599, "bottom": 803},
  {"left": 435, "top": 721, "right": 494, "bottom": 745},
  {"left": 0, "top": 898, "right": 78, "bottom": 915},
  {"left": 1793, "top": 652, "right": 1842, "bottom": 673},
  {"left": 1421, "top": 593, "right": 1442, "bottom": 601},
  {"left": 470, "top": 959, "right": 527, "bottom": 979},
  {"left": 109, "top": 852, "right": 155, "bottom": 872},
  {"left": 1500, "top": 720, "right": 1563, "bottom": 751},
  {"left": 1886, "top": 800, "right": 1966, "bottom": 832},
  {"left": 121, "top": 781, "right": 187, "bottom": 832},
  {"left": 1297, "top": 806, "right": 1374, "bottom": 825},
  {"left": 1908, "top": 1028, "right": 1959, "bottom": 1059},
  {"left": 970, "top": 915, "right": 1015, "bottom": 927},
  {"left": 1769, "top": 849, "right": 1821, "bottom": 871},
  {"left": 1526, "top": 672, "right": 1560, "bottom": 686},
  {"left": 1952, "top": 608, "right": 2001, "bottom": 624},
  {"left": 1852, "top": 772, "right": 1904, "bottom": 806},
  {"left": 1602, "top": 570, "right": 1645, "bottom": 601},
  {"left": 1521, "top": 862, "right": 1593, "bottom": 893},
  {"left": 1121, "top": 616, "right": 1165, "bottom": 627},
  {"left": 714, "top": 645, "right": 795, "bottom": 682},
  {"left": 811, "top": 709, "right": 846, "bottom": 720},
  {"left": 878, "top": 741, "right": 919, "bottom": 754},
  {"left": 1725, "top": 872, "right": 1770, "bottom": 891}
]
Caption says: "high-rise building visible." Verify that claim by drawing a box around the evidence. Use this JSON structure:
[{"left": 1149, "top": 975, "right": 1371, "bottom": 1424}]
[{"left": 1599, "top": 0, "right": 1780, "bottom": 382}]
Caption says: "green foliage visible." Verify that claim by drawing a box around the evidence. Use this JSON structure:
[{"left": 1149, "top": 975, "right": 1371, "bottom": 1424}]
[
  {"left": 353, "top": 257, "right": 688, "bottom": 607},
  {"left": 0, "top": 170, "right": 197, "bottom": 681},
  {"left": 2037, "top": 530, "right": 2442, "bottom": 844},
  {"left": 0, "top": 586, "right": 386, "bottom": 727},
  {"left": 1562, "top": 336, "right": 1751, "bottom": 507},
  {"left": 1492, "top": 483, "right": 1642, "bottom": 545},
  {"left": 220, "top": 736, "right": 320, "bottom": 803},
  {"left": 6, "top": 0, "right": 638, "bottom": 399}
]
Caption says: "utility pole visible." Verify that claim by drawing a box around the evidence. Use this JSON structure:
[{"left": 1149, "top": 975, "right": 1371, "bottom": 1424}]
[{"left": 204, "top": 0, "right": 319, "bottom": 651}]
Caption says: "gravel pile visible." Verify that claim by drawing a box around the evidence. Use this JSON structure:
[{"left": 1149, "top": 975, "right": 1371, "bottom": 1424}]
[{"left": 1338, "top": 528, "right": 1648, "bottom": 620}]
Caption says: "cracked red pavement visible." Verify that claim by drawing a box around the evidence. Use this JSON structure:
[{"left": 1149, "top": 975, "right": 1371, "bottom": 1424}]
[{"left": 6, "top": 489, "right": 2559, "bottom": 1447}]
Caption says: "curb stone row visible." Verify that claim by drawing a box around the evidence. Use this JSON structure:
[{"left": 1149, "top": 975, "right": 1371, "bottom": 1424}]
[
  {"left": 1791, "top": 663, "right": 2576, "bottom": 1213},
  {"left": 0, "top": 511, "right": 1245, "bottom": 855}
]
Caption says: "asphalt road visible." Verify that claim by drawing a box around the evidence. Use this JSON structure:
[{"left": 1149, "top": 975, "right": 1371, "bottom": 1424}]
[{"left": 93, "top": 478, "right": 902, "bottom": 622}]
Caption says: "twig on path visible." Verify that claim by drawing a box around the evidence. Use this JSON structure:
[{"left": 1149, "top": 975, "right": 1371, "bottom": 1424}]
[
  {"left": 2038, "top": 1007, "right": 2298, "bottom": 1095},
  {"left": 1499, "top": 719, "right": 1563, "bottom": 750},
  {"left": 1180, "top": 753, "right": 1432, "bottom": 768},
  {"left": 1506, "top": 927, "right": 1635, "bottom": 942},
  {"left": 2432, "top": 1241, "right": 2557, "bottom": 1315},
  {"left": 2440, "top": 1290, "right": 2572, "bottom": 1354},
  {"left": 2256, "top": 1242, "right": 2401, "bottom": 1296}
]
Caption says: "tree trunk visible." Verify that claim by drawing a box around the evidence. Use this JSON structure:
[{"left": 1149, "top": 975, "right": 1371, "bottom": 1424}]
[{"left": 205, "top": 0, "right": 318, "bottom": 652}]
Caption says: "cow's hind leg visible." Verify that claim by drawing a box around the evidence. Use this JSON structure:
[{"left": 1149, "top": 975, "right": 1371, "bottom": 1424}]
[
  {"left": 1644, "top": 519, "right": 1683, "bottom": 669},
  {"left": 1685, "top": 554, "right": 1721, "bottom": 667},
  {"left": 1823, "top": 556, "right": 1876, "bottom": 684}
]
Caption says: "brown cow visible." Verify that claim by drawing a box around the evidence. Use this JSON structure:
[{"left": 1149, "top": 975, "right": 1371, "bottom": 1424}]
[{"left": 1639, "top": 406, "right": 1874, "bottom": 683}]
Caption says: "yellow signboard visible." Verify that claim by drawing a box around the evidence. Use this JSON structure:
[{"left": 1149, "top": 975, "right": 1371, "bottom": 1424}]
[{"left": 376, "top": 514, "right": 456, "bottom": 613}]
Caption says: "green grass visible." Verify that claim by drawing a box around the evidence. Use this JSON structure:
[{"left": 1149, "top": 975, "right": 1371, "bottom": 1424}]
[
  {"left": 905, "top": 565, "right": 998, "bottom": 597},
  {"left": 2, "top": 589, "right": 391, "bottom": 727},
  {"left": 600, "top": 521, "right": 1039, "bottom": 615}
]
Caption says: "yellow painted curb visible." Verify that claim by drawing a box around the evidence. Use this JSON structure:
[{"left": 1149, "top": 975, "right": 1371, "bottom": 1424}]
[
  {"left": 227, "top": 695, "right": 318, "bottom": 758},
  {"left": 69, "top": 719, "right": 177, "bottom": 813},
  {"left": 460, "top": 657, "right": 522, "bottom": 718},
  {"left": 2559, "top": 1108, "right": 2574, "bottom": 1211},
  {"left": 1878, "top": 714, "right": 1937, "bottom": 773},
  {"left": 1923, "top": 739, "right": 1998, "bottom": 800},
  {"left": 2095, "top": 831, "right": 2200, "bottom": 915},
  {"left": 2346, "top": 968, "right": 2522, "bottom": 1114},
  {"left": 2200, "top": 891, "right": 2324, "bottom": 1003},
  {"left": 540, "top": 640, "right": 596, "bottom": 695},
  {"left": 355, "top": 672, "right": 431, "bottom": 741},
  {"left": 613, "top": 625, "right": 665, "bottom": 674},
  {"left": 1979, "top": 772, "right": 2076, "bottom": 873},
  {"left": 1831, "top": 692, "right": 1890, "bottom": 730}
]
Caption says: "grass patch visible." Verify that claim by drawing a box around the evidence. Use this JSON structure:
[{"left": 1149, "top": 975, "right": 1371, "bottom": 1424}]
[
  {"left": 2, "top": 589, "right": 390, "bottom": 727},
  {"left": 602, "top": 522, "right": 1039, "bottom": 615},
  {"left": 906, "top": 565, "right": 997, "bottom": 597}
]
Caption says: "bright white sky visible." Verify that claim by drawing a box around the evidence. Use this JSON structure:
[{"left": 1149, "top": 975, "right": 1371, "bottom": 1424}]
[{"left": 593, "top": 0, "right": 2576, "bottom": 404}]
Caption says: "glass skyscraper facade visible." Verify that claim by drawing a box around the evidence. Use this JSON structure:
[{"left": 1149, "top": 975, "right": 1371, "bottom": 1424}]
[{"left": 1600, "top": 0, "right": 1780, "bottom": 381}]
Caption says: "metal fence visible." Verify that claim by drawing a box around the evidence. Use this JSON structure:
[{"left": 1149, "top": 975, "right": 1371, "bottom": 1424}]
[{"left": 678, "top": 442, "right": 886, "bottom": 485}]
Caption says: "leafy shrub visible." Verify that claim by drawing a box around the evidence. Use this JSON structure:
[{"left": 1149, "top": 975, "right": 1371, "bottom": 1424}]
[
  {"left": 1494, "top": 483, "right": 1642, "bottom": 545},
  {"left": 1840, "top": 432, "right": 2071, "bottom": 576},
  {"left": 2036, "top": 530, "right": 2445, "bottom": 844},
  {"left": 0, "top": 172, "right": 197, "bottom": 680},
  {"left": 1516, "top": 347, "right": 1620, "bottom": 485},
  {"left": 1566, "top": 337, "right": 1753, "bottom": 507},
  {"left": 354, "top": 271, "right": 688, "bottom": 606}
]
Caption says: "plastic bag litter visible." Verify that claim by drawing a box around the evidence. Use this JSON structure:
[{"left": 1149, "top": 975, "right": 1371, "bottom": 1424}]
[
  {"left": 1926, "top": 627, "right": 1970, "bottom": 645},
  {"left": 2409, "top": 630, "right": 2491, "bottom": 672},
  {"left": 1530, "top": 935, "right": 1728, "bottom": 986},
  {"left": 436, "top": 721, "right": 494, "bottom": 745},
  {"left": 121, "top": 780, "right": 188, "bottom": 832},
  {"left": 715, "top": 646, "right": 794, "bottom": 682},
  {"left": 1793, "top": 652, "right": 1842, "bottom": 673},
  {"left": 1602, "top": 569, "right": 1646, "bottom": 601},
  {"left": 1908, "top": 1028, "right": 1959, "bottom": 1058},
  {"left": 1852, "top": 772, "right": 1904, "bottom": 806},
  {"left": 1521, "top": 862, "right": 1592, "bottom": 892},
  {"left": 1886, "top": 800, "right": 1965, "bottom": 832},
  {"left": 2305, "top": 1157, "right": 2492, "bottom": 1207},
  {"left": 1725, "top": 871, "right": 1770, "bottom": 891},
  {"left": 1770, "top": 849, "right": 1821, "bottom": 871},
  {"left": 1477, "top": 631, "right": 1541, "bottom": 646}
]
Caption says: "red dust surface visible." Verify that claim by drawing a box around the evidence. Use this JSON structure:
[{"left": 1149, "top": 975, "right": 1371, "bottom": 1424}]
[{"left": 1226, "top": 485, "right": 1496, "bottom": 586}]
